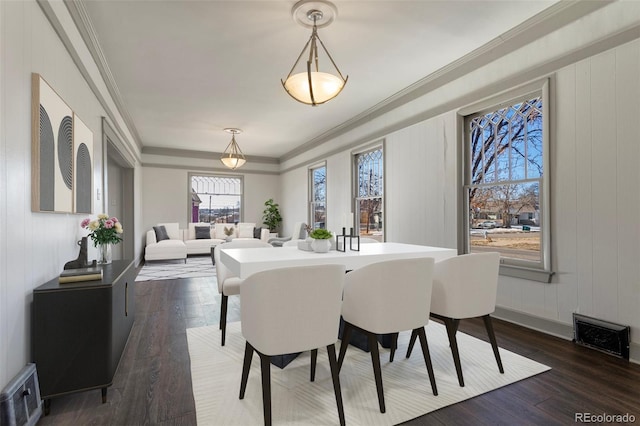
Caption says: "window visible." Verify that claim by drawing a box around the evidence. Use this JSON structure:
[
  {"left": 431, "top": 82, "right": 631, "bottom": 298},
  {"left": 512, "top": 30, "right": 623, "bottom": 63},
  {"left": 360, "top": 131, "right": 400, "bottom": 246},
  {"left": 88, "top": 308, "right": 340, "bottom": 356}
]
[
  {"left": 189, "top": 174, "right": 242, "bottom": 224},
  {"left": 463, "top": 81, "right": 550, "bottom": 279},
  {"left": 354, "top": 147, "right": 383, "bottom": 241},
  {"left": 309, "top": 164, "right": 326, "bottom": 229}
]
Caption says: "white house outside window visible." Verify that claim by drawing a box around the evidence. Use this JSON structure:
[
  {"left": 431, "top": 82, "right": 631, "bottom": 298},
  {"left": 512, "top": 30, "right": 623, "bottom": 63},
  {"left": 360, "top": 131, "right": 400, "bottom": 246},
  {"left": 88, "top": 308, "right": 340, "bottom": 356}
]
[
  {"left": 462, "top": 80, "right": 551, "bottom": 281},
  {"left": 189, "top": 174, "right": 243, "bottom": 224}
]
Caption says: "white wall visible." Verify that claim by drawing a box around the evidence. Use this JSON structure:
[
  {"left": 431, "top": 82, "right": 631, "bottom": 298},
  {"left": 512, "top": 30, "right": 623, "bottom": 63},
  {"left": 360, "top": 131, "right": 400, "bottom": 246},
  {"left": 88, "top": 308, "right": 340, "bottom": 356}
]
[
  {"left": 279, "top": 4, "right": 640, "bottom": 360},
  {"left": 0, "top": 0, "right": 141, "bottom": 387}
]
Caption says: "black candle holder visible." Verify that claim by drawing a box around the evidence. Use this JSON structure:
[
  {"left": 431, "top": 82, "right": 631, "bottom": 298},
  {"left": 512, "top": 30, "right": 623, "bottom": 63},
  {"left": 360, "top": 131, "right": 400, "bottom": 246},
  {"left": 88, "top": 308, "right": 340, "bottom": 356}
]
[
  {"left": 336, "top": 228, "right": 347, "bottom": 252},
  {"left": 349, "top": 229, "right": 360, "bottom": 251}
]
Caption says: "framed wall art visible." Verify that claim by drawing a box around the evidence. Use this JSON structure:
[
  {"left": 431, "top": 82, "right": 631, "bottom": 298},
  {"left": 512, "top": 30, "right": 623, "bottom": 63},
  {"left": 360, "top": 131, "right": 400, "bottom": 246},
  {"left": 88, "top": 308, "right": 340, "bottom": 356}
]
[{"left": 31, "top": 73, "right": 94, "bottom": 214}]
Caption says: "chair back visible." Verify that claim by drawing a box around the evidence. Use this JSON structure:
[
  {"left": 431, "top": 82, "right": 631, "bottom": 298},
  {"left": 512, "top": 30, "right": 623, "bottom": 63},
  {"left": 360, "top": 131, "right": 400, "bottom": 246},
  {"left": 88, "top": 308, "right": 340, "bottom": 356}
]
[
  {"left": 290, "top": 221, "right": 305, "bottom": 239},
  {"left": 214, "top": 240, "right": 272, "bottom": 293},
  {"left": 241, "top": 264, "right": 346, "bottom": 355},
  {"left": 342, "top": 258, "right": 434, "bottom": 334},
  {"left": 430, "top": 252, "right": 500, "bottom": 319}
]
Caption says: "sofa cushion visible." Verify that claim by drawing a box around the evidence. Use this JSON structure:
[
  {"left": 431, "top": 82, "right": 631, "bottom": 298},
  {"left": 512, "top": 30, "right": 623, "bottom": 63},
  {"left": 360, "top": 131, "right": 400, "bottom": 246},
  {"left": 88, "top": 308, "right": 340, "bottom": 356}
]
[
  {"left": 253, "top": 226, "right": 262, "bottom": 239},
  {"left": 153, "top": 225, "right": 170, "bottom": 242},
  {"left": 195, "top": 226, "right": 211, "bottom": 239},
  {"left": 214, "top": 223, "right": 235, "bottom": 239},
  {"left": 238, "top": 223, "right": 255, "bottom": 239},
  {"left": 158, "top": 222, "right": 181, "bottom": 240}
]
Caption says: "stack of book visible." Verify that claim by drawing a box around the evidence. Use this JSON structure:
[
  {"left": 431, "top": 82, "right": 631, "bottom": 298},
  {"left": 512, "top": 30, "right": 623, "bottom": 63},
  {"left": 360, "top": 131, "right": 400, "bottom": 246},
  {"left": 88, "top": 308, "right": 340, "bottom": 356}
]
[{"left": 59, "top": 266, "right": 103, "bottom": 284}]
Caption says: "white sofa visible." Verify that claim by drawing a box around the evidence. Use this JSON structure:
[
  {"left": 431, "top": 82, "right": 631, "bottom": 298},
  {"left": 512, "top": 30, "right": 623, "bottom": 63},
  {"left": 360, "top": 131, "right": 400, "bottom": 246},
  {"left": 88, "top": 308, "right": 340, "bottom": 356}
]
[
  {"left": 145, "top": 222, "right": 188, "bottom": 262},
  {"left": 145, "top": 222, "right": 270, "bottom": 261},
  {"left": 183, "top": 222, "right": 269, "bottom": 255}
]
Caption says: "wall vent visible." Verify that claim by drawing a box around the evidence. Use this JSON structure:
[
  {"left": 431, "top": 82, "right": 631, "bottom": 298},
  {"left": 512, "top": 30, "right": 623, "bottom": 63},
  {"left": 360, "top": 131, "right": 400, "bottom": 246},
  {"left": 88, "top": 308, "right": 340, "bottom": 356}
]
[
  {"left": 0, "top": 363, "right": 42, "bottom": 426},
  {"left": 573, "top": 313, "right": 630, "bottom": 360}
]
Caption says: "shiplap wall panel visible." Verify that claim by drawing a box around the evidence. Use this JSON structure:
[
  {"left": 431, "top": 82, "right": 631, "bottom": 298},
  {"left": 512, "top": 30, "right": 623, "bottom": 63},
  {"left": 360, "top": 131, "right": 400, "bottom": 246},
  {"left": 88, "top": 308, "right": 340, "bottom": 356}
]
[
  {"left": 590, "top": 50, "right": 619, "bottom": 321},
  {"left": 614, "top": 41, "right": 640, "bottom": 332},
  {"left": 553, "top": 68, "right": 578, "bottom": 324},
  {"left": 574, "top": 59, "right": 594, "bottom": 316}
]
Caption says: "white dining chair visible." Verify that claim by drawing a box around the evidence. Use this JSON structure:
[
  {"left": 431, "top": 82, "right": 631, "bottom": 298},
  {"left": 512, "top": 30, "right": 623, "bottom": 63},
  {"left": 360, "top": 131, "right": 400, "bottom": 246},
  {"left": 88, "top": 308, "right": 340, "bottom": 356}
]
[
  {"left": 338, "top": 257, "right": 437, "bottom": 413},
  {"left": 406, "top": 252, "right": 503, "bottom": 387},
  {"left": 214, "top": 240, "right": 272, "bottom": 346},
  {"left": 239, "top": 264, "right": 347, "bottom": 426}
]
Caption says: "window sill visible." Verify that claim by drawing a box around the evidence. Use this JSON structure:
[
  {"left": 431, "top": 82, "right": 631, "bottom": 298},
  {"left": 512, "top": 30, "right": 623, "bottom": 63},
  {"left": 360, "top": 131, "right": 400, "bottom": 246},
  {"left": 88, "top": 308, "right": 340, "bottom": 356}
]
[{"left": 499, "top": 264, "right": 554, "bottom": 283}]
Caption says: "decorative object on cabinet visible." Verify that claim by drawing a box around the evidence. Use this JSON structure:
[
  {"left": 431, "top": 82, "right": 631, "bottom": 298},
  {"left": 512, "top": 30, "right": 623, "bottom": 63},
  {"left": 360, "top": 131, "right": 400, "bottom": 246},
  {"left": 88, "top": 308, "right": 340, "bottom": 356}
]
[{"left": 63, "top": 237, "right": 97, "bottom": 270}]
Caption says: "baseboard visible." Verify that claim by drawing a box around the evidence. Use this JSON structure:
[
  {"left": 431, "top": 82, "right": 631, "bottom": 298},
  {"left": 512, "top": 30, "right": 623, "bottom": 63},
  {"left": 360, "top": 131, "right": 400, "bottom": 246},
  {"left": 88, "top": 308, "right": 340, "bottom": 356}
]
[{"left": 493, "top": 307, "right": 639, "bottom": 364}]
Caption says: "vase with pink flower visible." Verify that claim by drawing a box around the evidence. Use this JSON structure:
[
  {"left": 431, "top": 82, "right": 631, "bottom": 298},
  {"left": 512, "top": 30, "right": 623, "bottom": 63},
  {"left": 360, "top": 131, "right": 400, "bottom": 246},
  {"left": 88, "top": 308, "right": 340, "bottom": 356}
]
[{"left": 81, "top": 214, "right": 124, "bottom": 264}]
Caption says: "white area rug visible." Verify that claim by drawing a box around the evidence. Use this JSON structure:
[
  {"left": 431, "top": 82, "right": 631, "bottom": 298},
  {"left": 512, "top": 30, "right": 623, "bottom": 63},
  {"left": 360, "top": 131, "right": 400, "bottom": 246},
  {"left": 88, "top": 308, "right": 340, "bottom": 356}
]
[
  {"left": 187, "top": 321, "right": 550, "bottom": 425},
  {"left": 135, "top": 256, "right": 215, "bottom": 281}
]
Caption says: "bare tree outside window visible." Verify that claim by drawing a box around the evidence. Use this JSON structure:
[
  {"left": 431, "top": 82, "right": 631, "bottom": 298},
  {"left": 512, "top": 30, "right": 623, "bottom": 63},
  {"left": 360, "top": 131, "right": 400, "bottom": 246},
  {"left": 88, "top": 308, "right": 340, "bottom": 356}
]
[
  {"left": 466, "top": 95, "right": 544, "bottom": 264},
  {"left": 309, "top": 165, "right": 326, "bottom": 229},
  {"left": 355, "top": 148, "right": 383, "bottom": 241},
  {"left": 190, "top": 175, "right": 242, "bottom": 224}
]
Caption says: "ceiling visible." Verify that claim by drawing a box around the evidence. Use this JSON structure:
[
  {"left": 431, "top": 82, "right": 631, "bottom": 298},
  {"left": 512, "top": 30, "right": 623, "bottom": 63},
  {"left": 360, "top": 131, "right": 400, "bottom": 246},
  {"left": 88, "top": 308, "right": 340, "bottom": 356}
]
[{"left": 75, "top": 0, "right": 562, "bottom": 160}]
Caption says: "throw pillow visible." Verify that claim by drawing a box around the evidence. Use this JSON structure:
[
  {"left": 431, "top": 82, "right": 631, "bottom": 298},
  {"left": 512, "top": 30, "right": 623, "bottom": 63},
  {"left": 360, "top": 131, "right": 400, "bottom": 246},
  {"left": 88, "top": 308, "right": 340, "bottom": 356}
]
[
  {"left": 195, "top": 226, "right": 211, "bottom": 239},
  {"left": 153, "top": 225, "right": 170, "bottom": 242},
  {"left": 253, "top": 227, "right": 262, "bottom": 239},
  {"left": 238, "top": 223, "right": 254, "bottom": 238}
]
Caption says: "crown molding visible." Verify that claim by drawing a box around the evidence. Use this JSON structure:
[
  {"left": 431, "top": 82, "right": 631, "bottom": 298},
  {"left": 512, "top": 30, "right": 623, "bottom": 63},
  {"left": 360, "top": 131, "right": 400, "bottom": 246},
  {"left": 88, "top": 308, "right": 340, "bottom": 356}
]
[
  {"left": 65, "top": 0, "right": 143, "bottom": 152},
  {"left": 142, "top": 146, "right": 280, "bottom": 165}
]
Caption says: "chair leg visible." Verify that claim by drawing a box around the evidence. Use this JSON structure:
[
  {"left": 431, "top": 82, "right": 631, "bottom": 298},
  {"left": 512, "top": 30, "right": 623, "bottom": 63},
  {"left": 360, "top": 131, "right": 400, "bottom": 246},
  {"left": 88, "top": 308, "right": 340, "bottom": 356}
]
[
  {"left": 258, "top": 352, "right": 272, "bottom": 426},
  {"left": 482, "top": 314, "right": 504, "bottom": 374},
  {"left": 416, "top": 327, "right": 438, "bottom": 396},
  {"left": 220, "top": 295, "right": 228, "bottom": 346},
  {"left": 326, "top": 344, "right": 346, "bottom": 426},
  {"left": 310, "top": 349, "right": 318, "bottom": 382},
  {"left": 239, "top": 342, "right": 254, "bottom": 399},
  {"left": 442, "top": 317, "right": 464, "bottom": 387},
  {"left": 337, "top": 321, "right": 354, "bottom": 372},
  {"left": 389, "top": 332, "right": 399, "bottom": 362},
  {"left": 368, "top": 332, "right": 386, "bottom": 413},
  {"left": 405, "top": 328, "right": 418, "bottom": 358}
]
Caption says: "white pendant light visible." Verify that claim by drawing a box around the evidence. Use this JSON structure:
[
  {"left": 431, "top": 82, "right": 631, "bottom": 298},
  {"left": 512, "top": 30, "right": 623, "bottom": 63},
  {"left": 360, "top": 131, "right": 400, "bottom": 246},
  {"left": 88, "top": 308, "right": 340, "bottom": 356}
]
[
  {"left": 282, "top": 0, "right": 347, "bottom": 106},
  {"left": 220, "top": 128, "right": 246, "bottom": 170}
]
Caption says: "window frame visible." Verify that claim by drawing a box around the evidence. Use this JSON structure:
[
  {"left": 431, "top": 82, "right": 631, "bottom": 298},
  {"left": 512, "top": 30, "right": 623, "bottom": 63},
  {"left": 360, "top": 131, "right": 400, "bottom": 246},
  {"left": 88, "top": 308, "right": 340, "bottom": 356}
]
[
  {"left": 308, "top": 162, "right": 327, "bottom": 230},
  {"left": 353, "top": 144, "right": 384, "bottom": 241},
  {"left": 188, "top": 173, "right": 244, "bottom": 224},
  {"left": 459, "top": 79, "right": 552, "bottom": 282}
]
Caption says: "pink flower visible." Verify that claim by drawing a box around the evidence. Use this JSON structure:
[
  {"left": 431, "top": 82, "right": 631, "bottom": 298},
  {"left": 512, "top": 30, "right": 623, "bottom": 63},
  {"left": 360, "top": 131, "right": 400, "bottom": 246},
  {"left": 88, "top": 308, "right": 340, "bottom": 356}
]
[
  {"left": 104, "top": 219, "right": 115, "bottom": 229},
  {"left": 111, "top": 217, "right": 119, "bottom": 223},
  {"left": 80, "top": 218, "right": 91, "bottom": 228}
]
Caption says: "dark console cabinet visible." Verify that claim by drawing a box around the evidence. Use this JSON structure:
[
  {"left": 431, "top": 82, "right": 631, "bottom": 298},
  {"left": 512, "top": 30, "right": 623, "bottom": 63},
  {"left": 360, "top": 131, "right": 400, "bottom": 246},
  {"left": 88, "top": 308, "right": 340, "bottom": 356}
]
[{"left": 32, "top": 260, "right": 135, "bottom": 411}]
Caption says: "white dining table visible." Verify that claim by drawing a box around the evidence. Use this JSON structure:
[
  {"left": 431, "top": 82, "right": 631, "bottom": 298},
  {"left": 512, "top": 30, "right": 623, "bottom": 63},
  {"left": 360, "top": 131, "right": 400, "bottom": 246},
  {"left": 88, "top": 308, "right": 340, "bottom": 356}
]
[{"left": 220, "top": 242, "right": 457, "bottom": 279}]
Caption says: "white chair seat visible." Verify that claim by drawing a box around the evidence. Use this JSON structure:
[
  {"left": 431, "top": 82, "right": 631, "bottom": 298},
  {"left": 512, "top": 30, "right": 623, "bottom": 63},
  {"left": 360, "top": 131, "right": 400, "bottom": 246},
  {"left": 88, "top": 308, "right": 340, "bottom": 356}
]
[{"left": 222, "top": 277, "right": 243, "bottom": 296}]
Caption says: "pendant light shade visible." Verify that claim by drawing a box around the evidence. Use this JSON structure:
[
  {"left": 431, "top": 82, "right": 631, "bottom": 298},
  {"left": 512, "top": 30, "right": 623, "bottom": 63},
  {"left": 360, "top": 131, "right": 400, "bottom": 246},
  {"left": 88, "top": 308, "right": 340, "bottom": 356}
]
[
  {"left": 220, "top": 128, "right": 246, "bottom": 170},
  {"left": 282, "top": 1, "right": 347, "bottom": 106}
]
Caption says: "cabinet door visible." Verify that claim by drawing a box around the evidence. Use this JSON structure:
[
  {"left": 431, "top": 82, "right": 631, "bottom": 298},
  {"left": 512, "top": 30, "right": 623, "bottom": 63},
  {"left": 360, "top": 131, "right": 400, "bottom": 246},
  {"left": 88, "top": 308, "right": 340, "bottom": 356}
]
[
  {"left": 33, "top": 287, "right": 111, "bottom": 398},
  {"left": 110, "top": 266, "right": 136, "bottom": 377}
]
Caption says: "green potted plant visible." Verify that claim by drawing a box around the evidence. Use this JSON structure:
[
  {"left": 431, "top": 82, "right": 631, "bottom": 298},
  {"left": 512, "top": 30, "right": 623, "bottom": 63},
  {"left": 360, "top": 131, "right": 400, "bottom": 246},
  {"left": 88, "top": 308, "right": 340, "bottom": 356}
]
[
  {"left": 309, "top": 228, "right": 333, "bottom": 253},
  {"left": 262, "top": 199, "right": 282, "bottom": 233}
]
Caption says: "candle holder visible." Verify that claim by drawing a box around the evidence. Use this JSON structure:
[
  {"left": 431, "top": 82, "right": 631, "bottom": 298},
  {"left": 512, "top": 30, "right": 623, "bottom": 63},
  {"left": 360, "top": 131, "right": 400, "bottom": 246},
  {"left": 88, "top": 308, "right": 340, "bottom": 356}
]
[
  {"left": 349, "top": 228, "right": 360, "bottom": 251},
  {"left": 336, "top": 228, "right": 347, "bottom": 252}
]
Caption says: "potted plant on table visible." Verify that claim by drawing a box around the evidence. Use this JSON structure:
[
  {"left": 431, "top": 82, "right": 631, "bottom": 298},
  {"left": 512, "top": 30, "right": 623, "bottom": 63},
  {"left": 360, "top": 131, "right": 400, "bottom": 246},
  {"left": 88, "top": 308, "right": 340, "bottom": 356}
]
[
  {"left": 262, "top": 198, "right": 282, "bottom": 234},
  {"left": 309, "top": 228, "right": 333, "bottom": 253}
]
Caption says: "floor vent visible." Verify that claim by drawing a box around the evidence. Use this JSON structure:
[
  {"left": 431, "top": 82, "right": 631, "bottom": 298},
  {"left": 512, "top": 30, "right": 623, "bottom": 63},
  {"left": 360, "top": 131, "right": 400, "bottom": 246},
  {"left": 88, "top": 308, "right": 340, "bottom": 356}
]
[{"left": 573, "top": 313, "right": 630, "bottom": 360}]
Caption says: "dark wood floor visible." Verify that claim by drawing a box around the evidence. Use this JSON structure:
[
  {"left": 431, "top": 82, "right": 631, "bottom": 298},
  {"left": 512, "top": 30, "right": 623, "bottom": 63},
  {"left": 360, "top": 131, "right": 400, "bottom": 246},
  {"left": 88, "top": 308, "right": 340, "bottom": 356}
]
[{"left": 38, "top": 273, "right": 640, "bottom": 425}]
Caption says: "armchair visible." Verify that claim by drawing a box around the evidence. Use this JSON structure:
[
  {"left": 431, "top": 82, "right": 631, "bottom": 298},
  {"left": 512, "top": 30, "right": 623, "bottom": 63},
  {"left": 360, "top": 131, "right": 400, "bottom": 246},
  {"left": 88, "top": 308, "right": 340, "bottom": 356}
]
[{"left": 267, "top": 221, "right": 306, "bottom": 247}]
